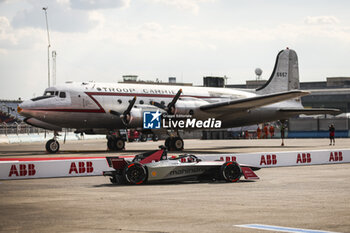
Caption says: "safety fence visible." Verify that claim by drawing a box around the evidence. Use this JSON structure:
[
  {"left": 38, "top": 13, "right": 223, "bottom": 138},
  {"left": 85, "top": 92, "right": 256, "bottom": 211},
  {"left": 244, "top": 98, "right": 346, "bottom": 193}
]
[{"left": 0, "top": 122, "right": 48, "bottom": 135}]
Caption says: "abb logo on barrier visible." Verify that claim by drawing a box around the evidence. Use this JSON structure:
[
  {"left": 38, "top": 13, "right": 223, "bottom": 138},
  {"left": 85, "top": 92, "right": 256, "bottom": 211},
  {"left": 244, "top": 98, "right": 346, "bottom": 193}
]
[
  {"left": 220, "top": 156, "right": 237, "bottom": 162},
  {"left": 8, "top": 164, "right": 36, "bottom": 177},
  {"left": 296, "top": 153, "right": 311, "bottom": 164},
  {"left": 329, "top": 152, "right": 343, "bottom": 162},
  {"left": 69, "top": 161, "right": 94, "bottom": 174},
  {"left": 260, "top": 155, "right": 277, "bottom": 165}
]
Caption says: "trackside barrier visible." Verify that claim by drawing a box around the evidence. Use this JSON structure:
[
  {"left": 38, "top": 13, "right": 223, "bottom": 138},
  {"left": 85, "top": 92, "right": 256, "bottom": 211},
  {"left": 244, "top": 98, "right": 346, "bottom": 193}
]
[
  {"left": 0, "top": 149, "right": 349, "bottom": 180},
  {"left": 196, "top": 148, "right": 350, "bottom": 168},
  {"left": 0, "top": 157, "right": 115, "bottom": 180}
]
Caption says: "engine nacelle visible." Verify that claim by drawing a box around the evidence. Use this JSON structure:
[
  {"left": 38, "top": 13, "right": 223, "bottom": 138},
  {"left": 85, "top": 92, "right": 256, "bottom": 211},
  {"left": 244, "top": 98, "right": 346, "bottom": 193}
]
[
  {"left": 173, "top": 100, "right": 205, "bottom": 115},
  {"left": 126, "top": 108, "right": 143, "bottom": 127}
]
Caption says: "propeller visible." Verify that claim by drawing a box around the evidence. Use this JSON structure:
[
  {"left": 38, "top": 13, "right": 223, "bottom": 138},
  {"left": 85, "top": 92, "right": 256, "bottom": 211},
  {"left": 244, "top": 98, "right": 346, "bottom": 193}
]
[
  {"left": 110, "top": 96, "right": 137, "bottom": 126},
  {"left": 151, "top": 89, "right": 182, "bottom": 114}
]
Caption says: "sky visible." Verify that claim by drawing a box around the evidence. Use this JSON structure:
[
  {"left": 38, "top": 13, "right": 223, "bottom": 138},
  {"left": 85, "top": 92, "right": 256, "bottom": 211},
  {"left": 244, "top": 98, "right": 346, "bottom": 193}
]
[{"left": 0, "top": 0, "right": 350, "bottom": 100}]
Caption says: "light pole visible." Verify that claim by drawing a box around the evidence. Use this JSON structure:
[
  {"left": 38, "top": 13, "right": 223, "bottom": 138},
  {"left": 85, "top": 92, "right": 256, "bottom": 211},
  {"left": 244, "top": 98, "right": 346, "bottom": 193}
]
[{"left": 42, "top": 7, "right": 51, "bottom": 87}]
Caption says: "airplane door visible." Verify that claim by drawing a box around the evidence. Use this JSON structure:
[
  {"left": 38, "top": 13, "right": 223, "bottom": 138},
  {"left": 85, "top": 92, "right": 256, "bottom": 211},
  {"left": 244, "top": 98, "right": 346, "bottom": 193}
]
[{"left": 82, "top": 95, "right": 89, "bottom": 108}]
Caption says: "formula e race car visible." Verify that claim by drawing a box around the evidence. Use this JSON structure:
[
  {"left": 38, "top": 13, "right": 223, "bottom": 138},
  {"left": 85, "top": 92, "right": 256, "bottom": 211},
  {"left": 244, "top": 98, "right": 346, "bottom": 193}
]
[{"left": 103, "top": 147, "right": 260, "bottom": 185}]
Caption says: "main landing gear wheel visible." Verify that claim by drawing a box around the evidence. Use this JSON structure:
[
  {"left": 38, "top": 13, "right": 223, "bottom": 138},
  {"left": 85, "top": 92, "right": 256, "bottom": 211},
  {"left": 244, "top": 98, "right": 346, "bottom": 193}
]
[
  {"left": 172, "top": 137, "right": 184, "bottom": 151},
  {"left": 123, "top": 163, "right": 147, "bottom": 185},
  {"left": 152, "top": 134, "right": 159, "bottom": 142},
  {"left": 107, "top": 136, "right": 125, "bottom": 151},
  {"left": 165, "top": 137, "right": 184, "bottom": 151},
  {"left": 140, "top": 134, "right": 147, "bottom": 142},
  {"left": 221, "top": 161, "right": 242, "bottom": 182},
  {"left": 165, "top": 137, "right": 171, "bottom": 148},
  {"left": 46, "top": 139, "right": 60, "bottom": 154}
]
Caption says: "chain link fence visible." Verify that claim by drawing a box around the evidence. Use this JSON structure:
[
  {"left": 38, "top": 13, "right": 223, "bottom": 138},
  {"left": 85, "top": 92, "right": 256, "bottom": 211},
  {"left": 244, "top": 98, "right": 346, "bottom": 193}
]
[{"left": 0, "top": 123, "right": 75, "bottom": 135}]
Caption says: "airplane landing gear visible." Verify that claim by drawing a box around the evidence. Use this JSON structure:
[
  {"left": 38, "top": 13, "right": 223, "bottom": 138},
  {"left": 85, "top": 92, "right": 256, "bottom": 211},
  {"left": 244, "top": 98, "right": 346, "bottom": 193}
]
[
  {"left": 46, "top": 139, "right": 60, "bottom": 153},
  {"left": 165, "top": 136, "right": 184, "bottom": 151},
  {"left": 107, "top": 135, "right": 125, "bottom": 151},
  {"left": 46, "top": 131, "right": 60, "bottom": 153}
]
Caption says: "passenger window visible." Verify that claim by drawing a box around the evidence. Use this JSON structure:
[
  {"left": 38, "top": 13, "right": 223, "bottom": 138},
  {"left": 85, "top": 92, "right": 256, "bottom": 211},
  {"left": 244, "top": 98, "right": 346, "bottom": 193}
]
[
  {"left": 55, "top": 91, "right": 59, "bottom": 96},
  {"left": 139, "top": 100, "right": 144, "bottom": 104},
  {"left": 59, "top": 92, "right": 66, "bottom": 98}
]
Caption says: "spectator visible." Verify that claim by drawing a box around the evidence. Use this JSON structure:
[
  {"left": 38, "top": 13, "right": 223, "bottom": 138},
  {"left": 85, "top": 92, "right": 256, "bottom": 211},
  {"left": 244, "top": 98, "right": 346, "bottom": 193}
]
[
  {"left": 244, "top": 130, "right": 249, "bottom": 139},
  {"left": 263, "top": 125, "right": 268, "bottom": 139},
  {"left": 269, "top": 125, "right": 275, "bottom": 138},
  {"left": 257, "top": 126, "right": 261, "bottom": 139},
  {"left": 329, "top": 124, "right": 335, "bottom": 146},
  {"left": 280, "top": 122, "right": 286, "bottom": 146}
]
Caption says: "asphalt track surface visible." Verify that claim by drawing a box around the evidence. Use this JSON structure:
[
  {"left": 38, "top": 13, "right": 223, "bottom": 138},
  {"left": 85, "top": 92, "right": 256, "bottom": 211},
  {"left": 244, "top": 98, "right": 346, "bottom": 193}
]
[{"left": 1, "top": 138, "right": 350, "bottom": 233}]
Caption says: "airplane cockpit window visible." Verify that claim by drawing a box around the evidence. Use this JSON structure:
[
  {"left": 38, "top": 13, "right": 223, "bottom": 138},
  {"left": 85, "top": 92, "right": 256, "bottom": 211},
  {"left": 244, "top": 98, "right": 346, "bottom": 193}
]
[
  {"left": 59, "top": 92, "right": 66, "bottom": 98},
  {"left": 55, "top": 91, "right": 59, "bottom": 96},
  {"left": 31, "top": 91, "right": 56, "bottom": 101},
  {"left": 44, "top": 91, "right": 55, "bottom": 96}
]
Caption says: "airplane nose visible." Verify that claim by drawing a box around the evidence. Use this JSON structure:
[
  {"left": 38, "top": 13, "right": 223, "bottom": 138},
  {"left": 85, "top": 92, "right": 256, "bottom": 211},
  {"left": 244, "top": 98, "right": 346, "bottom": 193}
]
[
  {"left": 18, "top": 100, "right": 32, "bottom": 117},
  {"left": 17, "top": 106, "right": 22, "bottom": 113}
]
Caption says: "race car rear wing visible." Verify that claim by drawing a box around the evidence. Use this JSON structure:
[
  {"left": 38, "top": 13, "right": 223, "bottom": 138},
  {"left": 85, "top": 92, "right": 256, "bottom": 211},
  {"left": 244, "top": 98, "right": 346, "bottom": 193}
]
[{"left": 106, "top": 147, "right": 169, "bottom": 171}]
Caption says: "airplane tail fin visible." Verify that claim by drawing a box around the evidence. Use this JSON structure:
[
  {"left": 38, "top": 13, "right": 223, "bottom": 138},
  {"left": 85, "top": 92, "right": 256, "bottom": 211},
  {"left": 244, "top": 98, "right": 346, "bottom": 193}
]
[{"left": 256, "top": 48, "right": 300, "bottom": 95}]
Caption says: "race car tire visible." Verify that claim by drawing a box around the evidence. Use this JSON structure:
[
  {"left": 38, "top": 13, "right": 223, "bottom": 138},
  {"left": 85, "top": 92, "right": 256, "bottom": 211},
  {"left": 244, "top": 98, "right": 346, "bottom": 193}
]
[
  {"left": 123, "top": 162, "right": 148, "bottom": 185},
  {"left": 221, "top": 161, "right": 242, "bottom": 182},
  {"left": 171, "top": 137, "right": 184, "bottom": 151},
  {"left": 46, "top": 139, "right": 60, "bottom": 153}
]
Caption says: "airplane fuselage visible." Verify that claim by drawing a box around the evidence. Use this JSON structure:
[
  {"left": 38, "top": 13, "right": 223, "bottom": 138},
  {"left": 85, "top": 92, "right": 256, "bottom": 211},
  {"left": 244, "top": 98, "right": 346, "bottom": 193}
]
[{"left": 19, "top": 81, "right": 302, "bottom": 132}]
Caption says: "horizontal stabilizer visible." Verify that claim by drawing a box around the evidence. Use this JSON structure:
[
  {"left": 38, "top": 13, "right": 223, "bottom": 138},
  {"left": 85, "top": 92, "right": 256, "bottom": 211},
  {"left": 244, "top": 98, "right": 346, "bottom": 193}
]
[
  {"left": 200, "top": 90, "right": 309, "bottom": 113},
  {"left": 279, "top": 108, "right": 341, "bottom": 115}
]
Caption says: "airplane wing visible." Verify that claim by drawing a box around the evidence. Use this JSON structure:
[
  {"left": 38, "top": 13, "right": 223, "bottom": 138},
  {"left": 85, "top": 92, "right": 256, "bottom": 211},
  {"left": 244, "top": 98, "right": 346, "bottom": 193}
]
[
  {"left": 199, "top": 90, "right": 309, "bottom": 113},
  {"left": 278, "top": 108, "right": 341, "bottom": 115}
]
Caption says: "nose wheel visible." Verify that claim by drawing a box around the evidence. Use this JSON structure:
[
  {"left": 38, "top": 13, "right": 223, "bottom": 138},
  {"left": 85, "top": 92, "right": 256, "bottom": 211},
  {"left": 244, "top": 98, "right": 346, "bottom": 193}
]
[{"left": 46, "top": 139, "right": 60, "bottom": 153}]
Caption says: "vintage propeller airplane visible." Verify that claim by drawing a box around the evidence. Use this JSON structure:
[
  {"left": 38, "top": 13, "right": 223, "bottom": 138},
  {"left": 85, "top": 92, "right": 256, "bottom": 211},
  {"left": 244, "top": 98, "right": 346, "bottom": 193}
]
[{"left": 18, "top": 48, "right": 339, "bottom": 153}]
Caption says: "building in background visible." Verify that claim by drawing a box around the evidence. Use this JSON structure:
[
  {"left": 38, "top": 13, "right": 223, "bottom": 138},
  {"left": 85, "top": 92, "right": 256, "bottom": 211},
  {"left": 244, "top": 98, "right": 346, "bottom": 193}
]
[
  {"left": 120, "top": 75, "right": 192, "bottom": 86},
  {"left": 203, "top": 76, "right": 226, "bottom": 87}
]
